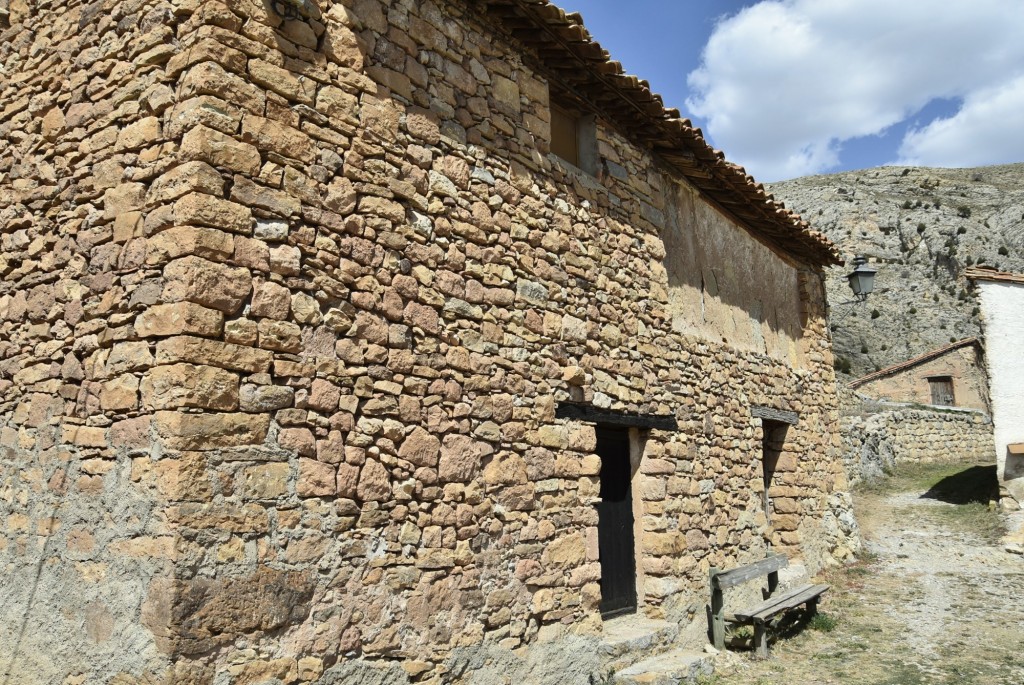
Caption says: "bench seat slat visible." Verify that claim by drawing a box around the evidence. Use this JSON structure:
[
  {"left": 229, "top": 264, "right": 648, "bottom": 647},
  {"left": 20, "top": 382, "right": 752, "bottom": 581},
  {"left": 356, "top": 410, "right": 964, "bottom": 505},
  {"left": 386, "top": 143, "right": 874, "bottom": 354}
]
[
  {"left": 732, "top": 583, "right": 829, "bottom": 624},
  {"left": 711, "top": 555, "right": 788, "bottom": 589}
]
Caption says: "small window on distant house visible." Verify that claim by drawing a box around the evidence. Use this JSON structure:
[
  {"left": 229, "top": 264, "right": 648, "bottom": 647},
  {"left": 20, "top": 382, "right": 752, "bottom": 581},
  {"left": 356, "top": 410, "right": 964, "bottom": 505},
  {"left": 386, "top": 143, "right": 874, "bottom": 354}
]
[
  {"left": 550, "top": 100, "right": 598, "bottom": 175},
  {"left": 928, "top": 376, "right": 955, "bottom": 406}
]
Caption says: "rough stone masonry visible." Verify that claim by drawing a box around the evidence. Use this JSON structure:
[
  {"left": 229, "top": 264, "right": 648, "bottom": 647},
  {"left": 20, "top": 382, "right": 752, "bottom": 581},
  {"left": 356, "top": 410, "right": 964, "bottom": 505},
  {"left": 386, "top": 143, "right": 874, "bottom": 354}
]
[{"left": 0, "top": 1, "right": 859, "bottom": 683}]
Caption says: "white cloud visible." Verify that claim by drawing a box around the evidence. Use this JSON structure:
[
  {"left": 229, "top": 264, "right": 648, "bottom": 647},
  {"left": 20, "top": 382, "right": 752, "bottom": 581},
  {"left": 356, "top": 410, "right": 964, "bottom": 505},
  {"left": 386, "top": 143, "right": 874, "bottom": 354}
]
[
  {"left": 897, "top": 76, "right": 1024, "bottom": 167},
  {"left": 686, "top": 0, "right": 1024, "bottom": 181}
]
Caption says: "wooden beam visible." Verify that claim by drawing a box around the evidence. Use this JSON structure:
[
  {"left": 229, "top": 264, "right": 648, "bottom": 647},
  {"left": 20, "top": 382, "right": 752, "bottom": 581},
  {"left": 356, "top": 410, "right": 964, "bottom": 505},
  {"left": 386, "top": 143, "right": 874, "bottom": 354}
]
[
  {"left": 752, "top": 406, "right": 799, "bottom": 425},
  {"left": 555, "top": 402, "right": 677, "bottom": 430}
]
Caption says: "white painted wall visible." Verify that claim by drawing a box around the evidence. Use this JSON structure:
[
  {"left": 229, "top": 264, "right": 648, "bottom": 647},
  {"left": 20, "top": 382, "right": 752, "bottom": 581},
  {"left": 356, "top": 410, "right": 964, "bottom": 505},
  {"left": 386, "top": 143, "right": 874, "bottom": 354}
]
[{"left": 976, "top": 280, "right": 1024, "bottom": 503}]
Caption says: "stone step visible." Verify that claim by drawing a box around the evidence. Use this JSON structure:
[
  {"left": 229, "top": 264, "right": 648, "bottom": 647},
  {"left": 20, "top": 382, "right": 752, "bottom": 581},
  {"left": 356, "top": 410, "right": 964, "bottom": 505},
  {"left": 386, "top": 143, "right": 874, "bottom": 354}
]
[
  {"left": 611, "top": 648, "right": 714, "bottom": 685},
  {"left": 599, "top": 616, "right": 680, "bottom": 672}
]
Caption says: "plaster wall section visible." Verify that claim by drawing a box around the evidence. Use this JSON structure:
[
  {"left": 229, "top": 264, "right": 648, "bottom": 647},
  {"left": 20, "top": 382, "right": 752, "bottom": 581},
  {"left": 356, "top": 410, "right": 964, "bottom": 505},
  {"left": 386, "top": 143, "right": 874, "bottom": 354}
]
[
  {"left": 854, "top": 345, "right": 990, "bottom": 412},
  {"left": 661, "top": 180, "right": 804, "bottom": 364},
  {"left": 976, "top": 280, "right": 1024, "bottom": 502}
]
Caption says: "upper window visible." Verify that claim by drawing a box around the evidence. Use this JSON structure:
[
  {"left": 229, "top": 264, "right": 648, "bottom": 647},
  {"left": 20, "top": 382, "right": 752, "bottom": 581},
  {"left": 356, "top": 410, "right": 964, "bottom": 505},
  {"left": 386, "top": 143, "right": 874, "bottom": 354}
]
[
  {"left": 928, "top": 376, "right": 955, "bottom": 406},
  {"left": 550, "top": 100, "right": 598, "bottom": 175}
]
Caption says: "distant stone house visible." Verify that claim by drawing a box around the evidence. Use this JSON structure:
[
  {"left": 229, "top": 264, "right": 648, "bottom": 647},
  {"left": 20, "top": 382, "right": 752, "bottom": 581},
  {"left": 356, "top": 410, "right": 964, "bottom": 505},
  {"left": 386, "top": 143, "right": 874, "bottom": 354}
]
[
  {"left": 849, "top": 337, "right": 990, "bottom": 412},
  {"left": 967, "top": 268, "right": 1024, "bottom": 507},
  {"left": 0, "top": 1, "right": 857, "bottom": 684}
]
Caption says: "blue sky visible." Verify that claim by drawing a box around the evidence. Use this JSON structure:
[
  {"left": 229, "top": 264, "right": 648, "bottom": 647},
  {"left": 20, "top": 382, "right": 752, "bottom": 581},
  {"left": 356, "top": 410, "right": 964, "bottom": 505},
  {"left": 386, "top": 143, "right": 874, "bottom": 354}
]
[{"left": 556, "top": 1, "right": 1024, "bottom": 182}]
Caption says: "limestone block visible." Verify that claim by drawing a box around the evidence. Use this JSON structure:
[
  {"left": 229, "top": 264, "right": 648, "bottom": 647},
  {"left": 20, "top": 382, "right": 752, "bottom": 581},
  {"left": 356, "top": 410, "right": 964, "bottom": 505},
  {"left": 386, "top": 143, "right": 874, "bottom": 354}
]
[
  {"left": 173, "top": 192, "right": 253, "bottom": 234},
  {"left": 162, "top": 256, "right": 252, "bottom": 314},
  {"left": 141, "top": 364, "right": 239, "bottom": 411},
  {"left": 357, "top": 459, "right": 391, "bottom": 501},
  {"left": 177, "top": 61, "right": 267, "bottom": 115},
  {"left": 269, "top": 244, "right": 301, "bottom": 275},
  {"left": 279, "top": 427, "right": 315, "bottom": 456},
  {"left": 257, "top": 319, "right": 302, "bottom": 353},
  {"left": 244, "top": 462, "right": 296, "bottom": 499},
  {"left": 297, "top": 458, "right": 336, "bottom": 497},
  {"left": 116, "top": 116, "right": 162, "bottom": 151},
  {"left": 249, "top": 58, "right": 316, "bottom": 105},
  {"left": 99, "top": 375, "right": 139, "bottom": 412},
  {"left": 241, "top": 114, "right": 315, "bottom": 164},
  {"left": 323, "top": 18, "right": 364, "bottom": 69},
  {"left": 181, "top": 124, "right": 261, "bottom": 175},
  {"left": 231, "top": 175, "right": 301, "bottom": 218},
  {"left": 316, "top": 85, "right": 358, "bottom": 123},
  {"left": 146, "top": 226, "right": 234, "bottom": 266},
  {"left": 291, "top": 292, "right": 322, "bottom": 325},
  {"left": 239, "top": 384, "right": 294, "bottom": 412},
  {"left": 397, "top": 426, "right": 440, "bottom": 467},
  {"left": 103, "top": 183, "right": 146, "bottom": 220},
  {"left": 336, "top": 463, "right": 360, "bottom": 498},
  {"left": 250, "top": 281, "right": 291, "bottom": 319},
  {"left": 148, "top": 161, "right": 224, "bottom": 204},
  {"left": 545, "top": 532, "right": 586, "bottom": 568},
  {"left": 136, "top": 302, "right": 224, "bottom": 338},
  {"left": 156, "top": 335, "right": 272, "bottom": 373},
  {"left": 438, "top": 434, "right": 493, "bottom": 483},
  {"left": 154, "top": 411, "right": 269, "bottom": 450}
]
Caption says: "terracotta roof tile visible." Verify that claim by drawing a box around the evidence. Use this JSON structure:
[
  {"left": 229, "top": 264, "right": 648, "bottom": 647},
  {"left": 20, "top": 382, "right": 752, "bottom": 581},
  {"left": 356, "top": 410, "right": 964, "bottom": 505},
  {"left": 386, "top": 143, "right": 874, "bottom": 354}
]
[
  {"left": 481, "top": 0, "right": 841, "bottom": 267},
  {"left": 965, "top": 267, "right": 1024, "bottom": 285}
]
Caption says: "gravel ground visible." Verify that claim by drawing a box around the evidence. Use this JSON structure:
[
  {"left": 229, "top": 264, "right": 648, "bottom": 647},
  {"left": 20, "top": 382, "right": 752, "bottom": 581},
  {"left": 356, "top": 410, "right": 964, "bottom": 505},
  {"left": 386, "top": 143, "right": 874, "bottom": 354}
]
[{"left": 711, "top": 467, "right": 1024, "bottom": 685}]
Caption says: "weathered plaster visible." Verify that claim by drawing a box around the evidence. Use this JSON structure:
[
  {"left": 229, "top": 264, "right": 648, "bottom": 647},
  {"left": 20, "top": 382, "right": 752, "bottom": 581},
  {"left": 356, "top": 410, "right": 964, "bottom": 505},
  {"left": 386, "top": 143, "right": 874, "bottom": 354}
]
[{"left": 976, "top": 280, "right": 1024, "bottom": 502}]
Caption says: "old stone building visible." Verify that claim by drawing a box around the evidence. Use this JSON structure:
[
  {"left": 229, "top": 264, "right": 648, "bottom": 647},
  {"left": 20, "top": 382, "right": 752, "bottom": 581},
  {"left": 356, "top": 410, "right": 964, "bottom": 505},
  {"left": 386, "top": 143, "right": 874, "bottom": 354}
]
[
  {"left": 967, "top": 268, "right": 1024, "bottom": 508},
  {"left": 849, "top": 337, "right": 990, "bottom": 412},
  {"left": 0, "top": 1, "right": 857, "bottom": 683}
]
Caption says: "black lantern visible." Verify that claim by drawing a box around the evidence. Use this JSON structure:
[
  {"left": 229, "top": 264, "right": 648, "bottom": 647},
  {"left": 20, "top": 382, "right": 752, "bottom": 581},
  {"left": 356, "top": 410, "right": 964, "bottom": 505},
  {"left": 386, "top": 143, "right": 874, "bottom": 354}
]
[{"left": 846, "top": 256, "right": 877, "bottom": 301}]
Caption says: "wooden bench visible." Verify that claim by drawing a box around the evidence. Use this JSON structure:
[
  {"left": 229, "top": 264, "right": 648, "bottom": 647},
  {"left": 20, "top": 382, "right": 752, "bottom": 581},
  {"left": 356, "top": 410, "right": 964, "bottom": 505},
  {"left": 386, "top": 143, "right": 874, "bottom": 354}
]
[{"left": 709, "top": 554, "right": 829, "bottom": 657}]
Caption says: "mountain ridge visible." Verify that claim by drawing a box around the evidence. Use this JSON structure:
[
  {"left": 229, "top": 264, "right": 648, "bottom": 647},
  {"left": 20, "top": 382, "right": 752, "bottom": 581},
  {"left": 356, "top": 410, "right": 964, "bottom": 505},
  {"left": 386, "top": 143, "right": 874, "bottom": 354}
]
[{"left": 768, "top": 163, "right": 1024, "bottom": 378}]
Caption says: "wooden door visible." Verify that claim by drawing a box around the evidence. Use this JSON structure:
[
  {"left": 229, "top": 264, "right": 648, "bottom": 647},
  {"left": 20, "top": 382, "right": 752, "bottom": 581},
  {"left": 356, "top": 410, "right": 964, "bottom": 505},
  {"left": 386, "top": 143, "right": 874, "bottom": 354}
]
[
  {"left": 596, "top": 426, "right": 637, "bottom": 618},
  {"left": 929, "top": 377, "right": 955, "bottom": 406}
]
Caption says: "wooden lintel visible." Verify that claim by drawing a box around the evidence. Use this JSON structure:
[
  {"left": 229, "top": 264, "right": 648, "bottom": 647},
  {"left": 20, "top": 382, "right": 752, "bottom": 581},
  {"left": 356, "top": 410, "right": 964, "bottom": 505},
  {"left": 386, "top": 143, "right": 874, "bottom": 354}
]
[
  {"left": 751, "top": 406, "right": 799, "bottom": 425},
  {"left": 556, "top": 402, "right": 678, "bottom": 430}
]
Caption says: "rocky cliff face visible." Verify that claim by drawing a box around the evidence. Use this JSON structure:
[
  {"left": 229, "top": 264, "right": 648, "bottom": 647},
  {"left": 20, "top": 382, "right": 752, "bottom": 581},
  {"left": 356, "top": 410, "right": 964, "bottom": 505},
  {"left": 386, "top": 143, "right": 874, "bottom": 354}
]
[{"left": 769, "top": 164, "right": 1024, "bottom": 379}]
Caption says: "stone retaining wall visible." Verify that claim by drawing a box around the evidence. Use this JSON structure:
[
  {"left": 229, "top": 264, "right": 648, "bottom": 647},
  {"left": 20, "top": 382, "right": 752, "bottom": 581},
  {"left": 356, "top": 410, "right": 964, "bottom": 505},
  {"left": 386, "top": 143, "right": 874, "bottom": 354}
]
[{"left": 841, "top": 406, "right": 994, "bottom": 485}]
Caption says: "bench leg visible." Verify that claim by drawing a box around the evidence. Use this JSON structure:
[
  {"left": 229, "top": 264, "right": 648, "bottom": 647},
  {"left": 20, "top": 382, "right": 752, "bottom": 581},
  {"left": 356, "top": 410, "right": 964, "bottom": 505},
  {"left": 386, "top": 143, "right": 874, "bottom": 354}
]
[
  {"left": 807, "top": 597, "right": 819, "bottom": 618},
  {"left": 753, "top": 623, "right": 768, "bottom": 659},
  {"left": 711, "top": 590, "right": 725, "bottom": 650}
]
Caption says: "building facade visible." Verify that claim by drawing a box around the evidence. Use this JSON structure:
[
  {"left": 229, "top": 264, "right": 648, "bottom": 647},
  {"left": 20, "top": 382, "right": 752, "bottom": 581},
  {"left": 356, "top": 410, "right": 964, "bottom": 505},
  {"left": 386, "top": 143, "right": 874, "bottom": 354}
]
[
  {"left": 849, "top": 337, "right": 990, "bottom": 412},
  {"left": 0, "top": 1, "right": 857, "bottom": 683},
  {"left": 967, "top": 268, "right": 1024, "bottom": 508}
]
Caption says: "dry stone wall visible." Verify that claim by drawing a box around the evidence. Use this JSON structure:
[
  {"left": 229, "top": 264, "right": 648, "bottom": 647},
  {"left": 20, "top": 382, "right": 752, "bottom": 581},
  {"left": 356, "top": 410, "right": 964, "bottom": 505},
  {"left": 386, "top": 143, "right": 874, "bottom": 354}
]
[
  {"left": 841, "top": 406, "right": 994, "bottom": 485},
  {"left": 1, "top": 1, "right": 857, "bottom": 683}
]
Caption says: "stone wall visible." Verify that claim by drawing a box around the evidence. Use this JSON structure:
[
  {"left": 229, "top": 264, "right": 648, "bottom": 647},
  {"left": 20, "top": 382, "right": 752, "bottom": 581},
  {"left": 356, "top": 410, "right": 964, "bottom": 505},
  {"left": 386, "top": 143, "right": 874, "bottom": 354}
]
[
  {"left": 1, "top": 0, "right": 193, "bottom": 682},
  {"left": 841, "top": 406, "right": 994, "bottom": 485},
  {"left": 1, "top": 1, "right": 857, "bottom": 683}
]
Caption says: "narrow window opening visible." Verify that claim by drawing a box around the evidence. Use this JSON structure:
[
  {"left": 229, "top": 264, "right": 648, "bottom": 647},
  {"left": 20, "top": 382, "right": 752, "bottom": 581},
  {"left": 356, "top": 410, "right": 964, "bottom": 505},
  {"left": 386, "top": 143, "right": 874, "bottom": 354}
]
[
  {"left": 549, "top": 99, "right": 598, "bottom": 175},
  {"left": 761, "top": 420, "right": 789, "bottom": 525}
]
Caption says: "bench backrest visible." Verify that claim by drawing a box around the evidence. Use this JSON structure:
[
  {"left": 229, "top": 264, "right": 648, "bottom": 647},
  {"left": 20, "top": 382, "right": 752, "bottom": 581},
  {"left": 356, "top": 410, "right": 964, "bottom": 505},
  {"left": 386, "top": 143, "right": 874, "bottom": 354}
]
[{"left": 710, "top": 554, "right": 788, "bottom": 590}]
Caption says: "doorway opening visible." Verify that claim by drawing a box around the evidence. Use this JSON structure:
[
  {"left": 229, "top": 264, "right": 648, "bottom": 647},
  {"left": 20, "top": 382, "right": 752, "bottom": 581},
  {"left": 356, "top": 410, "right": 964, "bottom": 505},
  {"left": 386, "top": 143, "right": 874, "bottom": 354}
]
[{"left": 596, "top": 425, "right": 638, "bottom": 618}]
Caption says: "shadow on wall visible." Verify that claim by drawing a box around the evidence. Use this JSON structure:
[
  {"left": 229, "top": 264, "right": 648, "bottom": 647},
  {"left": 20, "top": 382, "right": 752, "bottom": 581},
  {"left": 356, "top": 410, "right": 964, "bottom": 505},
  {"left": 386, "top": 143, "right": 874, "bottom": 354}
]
[
  {"left": 661, "top": 178, "right": 807, "bottom": 357},
  {"left": 920, "top": 464, "right": 998, "bottom": 505}
]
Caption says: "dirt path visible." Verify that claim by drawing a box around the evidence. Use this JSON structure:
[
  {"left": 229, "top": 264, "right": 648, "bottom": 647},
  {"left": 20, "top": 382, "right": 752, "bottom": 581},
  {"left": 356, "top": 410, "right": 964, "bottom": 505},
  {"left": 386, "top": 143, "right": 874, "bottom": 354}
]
[{"left": 712, "top": 463, "right": 1024, "bottom": 685}]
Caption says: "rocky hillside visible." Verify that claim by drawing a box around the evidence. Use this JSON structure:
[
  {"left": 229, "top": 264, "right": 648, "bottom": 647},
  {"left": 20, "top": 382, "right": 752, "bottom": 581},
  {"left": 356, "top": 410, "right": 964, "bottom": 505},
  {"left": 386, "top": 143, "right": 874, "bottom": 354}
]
[{"left": 769, "top": 163, "right": 1024, "bottom": 379}]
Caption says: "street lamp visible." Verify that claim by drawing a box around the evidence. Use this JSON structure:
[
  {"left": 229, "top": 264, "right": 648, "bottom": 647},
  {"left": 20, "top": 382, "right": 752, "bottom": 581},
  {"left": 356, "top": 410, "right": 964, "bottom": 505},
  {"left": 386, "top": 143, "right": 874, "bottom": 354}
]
[{"left": 846, "top": 256, "right": 877, "bottom": 301}]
